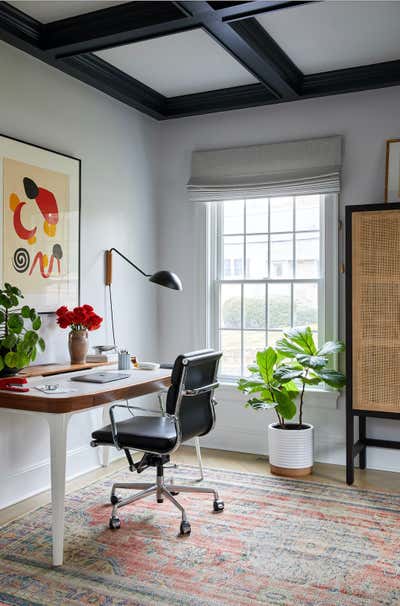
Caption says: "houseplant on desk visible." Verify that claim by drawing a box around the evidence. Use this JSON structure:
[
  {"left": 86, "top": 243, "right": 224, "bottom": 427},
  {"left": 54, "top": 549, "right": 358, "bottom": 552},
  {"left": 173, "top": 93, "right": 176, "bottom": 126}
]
[
  {"left": 56, "top": 304, "right": 103, "bottom": 364},
  {"left": 0, "top": 283, "right": 45, "bottom": 376},
  {"left": 238, "top": 327, "right": 345, "bottom": 477}
]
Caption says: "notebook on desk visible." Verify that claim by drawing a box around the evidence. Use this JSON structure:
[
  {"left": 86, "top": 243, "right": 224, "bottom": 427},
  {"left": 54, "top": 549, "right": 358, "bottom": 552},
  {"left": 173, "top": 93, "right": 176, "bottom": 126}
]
[{"left": 70, "top": 372, "right": 130, "bottom": 384}]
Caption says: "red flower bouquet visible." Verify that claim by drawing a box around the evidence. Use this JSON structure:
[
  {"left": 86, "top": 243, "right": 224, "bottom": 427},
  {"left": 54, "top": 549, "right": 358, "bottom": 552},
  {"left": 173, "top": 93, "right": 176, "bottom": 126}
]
[{"left": 56, "top": 305, "right": 103, "bottom": 332}]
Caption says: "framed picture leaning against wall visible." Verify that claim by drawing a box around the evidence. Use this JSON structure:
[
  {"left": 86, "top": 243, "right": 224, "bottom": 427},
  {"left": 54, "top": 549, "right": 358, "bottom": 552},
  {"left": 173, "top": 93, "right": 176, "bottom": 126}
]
[{"left": 0, "top": 134, "right": 80, "bottom": 312}]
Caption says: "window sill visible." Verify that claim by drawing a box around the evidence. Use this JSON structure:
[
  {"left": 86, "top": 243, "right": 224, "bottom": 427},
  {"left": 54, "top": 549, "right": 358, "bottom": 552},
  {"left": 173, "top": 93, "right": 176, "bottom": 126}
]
[{"left": 217, "top": 381, "right": 340, "bottom": 410}]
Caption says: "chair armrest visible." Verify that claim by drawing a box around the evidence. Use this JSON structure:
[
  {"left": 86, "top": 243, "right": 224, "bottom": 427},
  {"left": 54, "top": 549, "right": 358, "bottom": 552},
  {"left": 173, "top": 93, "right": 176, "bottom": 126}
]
[
  {"left": 182, "top": 382, "right": 219, "bottom": 396},
  {"left": 108, "top": 403, "right": 165, "bottom": 450}
]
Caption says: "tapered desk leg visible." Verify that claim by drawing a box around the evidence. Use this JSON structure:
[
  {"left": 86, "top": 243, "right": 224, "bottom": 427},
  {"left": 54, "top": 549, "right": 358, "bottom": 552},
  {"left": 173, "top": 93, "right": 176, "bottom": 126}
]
[
  {"left": 46, "top": 413, "right": 71, "bottom": 567},
  {"left": 101, "top": 404, "right": 111, "bottom": 467}
]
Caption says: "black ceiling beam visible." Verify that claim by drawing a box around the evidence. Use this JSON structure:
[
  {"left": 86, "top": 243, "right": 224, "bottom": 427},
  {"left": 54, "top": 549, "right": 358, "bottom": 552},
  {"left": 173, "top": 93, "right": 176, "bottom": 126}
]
[
  {"left": 214, "top": 1, "right": 314, "bottom": 22},
  {"left": 175, "top": 1, "right": 300, "bottom": 99},
  {"left": 39, "top": 1, "right": 312, "bottom": 59},
  {"left": 0, "top": 2, "right": 166, "bottom": 120},
  {"left": 42, "top": 2, "right": 200, "bottom": 58},
  {"left": 164, "top": 59, "right": 400, "bottom": 119}
]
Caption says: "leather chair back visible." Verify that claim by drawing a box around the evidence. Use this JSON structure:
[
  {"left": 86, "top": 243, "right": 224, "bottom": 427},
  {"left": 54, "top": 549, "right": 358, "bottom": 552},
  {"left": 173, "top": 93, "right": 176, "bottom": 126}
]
[{"left": 166, "top": 350, "right": 222, "bottom": 443}]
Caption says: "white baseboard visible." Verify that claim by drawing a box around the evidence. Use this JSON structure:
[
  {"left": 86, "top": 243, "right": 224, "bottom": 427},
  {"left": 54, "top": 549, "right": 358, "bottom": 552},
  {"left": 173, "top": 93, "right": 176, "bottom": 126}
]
[{"left": 0, "top": 444, "right": 123, "bottom": 510}]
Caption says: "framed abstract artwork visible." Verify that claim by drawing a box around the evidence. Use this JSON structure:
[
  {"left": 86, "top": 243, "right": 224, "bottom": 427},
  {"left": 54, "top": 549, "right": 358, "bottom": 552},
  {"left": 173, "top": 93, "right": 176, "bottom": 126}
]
[
  {"left": 385, "top": 139, "right": 400, "bottom": 203},
  {"left": 0, "top": 134, "right": 80, "bottom": 312}
]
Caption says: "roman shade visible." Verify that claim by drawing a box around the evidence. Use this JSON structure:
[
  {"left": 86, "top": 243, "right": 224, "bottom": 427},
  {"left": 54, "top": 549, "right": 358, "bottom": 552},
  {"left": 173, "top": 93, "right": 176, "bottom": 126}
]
[{"left": 187, "top": 135, "right": 342, "bottom": 202}]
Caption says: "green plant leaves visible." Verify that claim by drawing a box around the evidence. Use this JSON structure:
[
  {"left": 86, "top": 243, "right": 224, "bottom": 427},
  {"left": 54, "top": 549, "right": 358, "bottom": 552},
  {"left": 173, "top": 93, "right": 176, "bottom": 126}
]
[
  {"left": 295, "top": 354, "right": 328, "bottom": 369},
  {"left": 256, "top": 347, "right": 276, "bottom": 383},
  {"left": 273, "top": 366, "right": 303, "bottom": 383},
  {"left": 313, "top": 369, "right": 346, "bottom": 388},
  {"left": 317, "top": 340, "right": 345, "bottom": 355},
  {"left": 0, "top": 284, "right": 45, "bottom": 369},
  {"left": 271, "top": 387, "right": 297, "bottom": 420},
  {"left": 5, "top": 351, "right": 19, "bottom": 368},
  {"left": 275, "top": 338, "right": 303, "bottom": 358},
  {"left": 284, "top": 327, "right": 317, "bottom": 355},
  {"left": 8, "top": 314, "right": 24, "bottom": 334},
  {"left": 21, "top": 305, "right": 31, "bottom": 318}
]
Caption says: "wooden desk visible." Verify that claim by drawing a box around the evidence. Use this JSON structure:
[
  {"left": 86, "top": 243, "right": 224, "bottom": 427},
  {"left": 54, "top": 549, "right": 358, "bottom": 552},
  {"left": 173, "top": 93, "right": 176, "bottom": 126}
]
[{"left": 0, "top": 367, "right": 171, "bottom": 566}]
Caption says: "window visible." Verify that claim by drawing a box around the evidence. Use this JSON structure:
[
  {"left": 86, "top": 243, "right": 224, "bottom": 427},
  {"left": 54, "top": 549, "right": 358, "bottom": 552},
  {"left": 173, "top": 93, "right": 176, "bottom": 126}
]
[{"left": 207, "top": 194, "right": 338, "bottom": 380}]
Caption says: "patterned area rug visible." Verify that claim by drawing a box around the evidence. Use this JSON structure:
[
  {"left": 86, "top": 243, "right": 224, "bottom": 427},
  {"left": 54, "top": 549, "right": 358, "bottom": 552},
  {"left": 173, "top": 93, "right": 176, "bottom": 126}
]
[{"left": 0, "top": 465, "right": 399, "bottom": 606}]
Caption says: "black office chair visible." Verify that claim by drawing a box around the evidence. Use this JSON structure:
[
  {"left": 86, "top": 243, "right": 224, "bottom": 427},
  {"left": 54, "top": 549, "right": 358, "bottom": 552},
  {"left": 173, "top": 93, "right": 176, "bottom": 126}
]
[{"left": 91, "top": 350, "right": 224, "bottom": 536}]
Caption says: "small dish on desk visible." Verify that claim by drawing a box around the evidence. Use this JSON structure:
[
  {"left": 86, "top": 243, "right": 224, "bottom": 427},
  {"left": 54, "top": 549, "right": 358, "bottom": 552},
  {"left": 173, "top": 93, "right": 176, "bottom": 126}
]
[{"left": 136, "top": 362, "right": 160, "bottom": 371}]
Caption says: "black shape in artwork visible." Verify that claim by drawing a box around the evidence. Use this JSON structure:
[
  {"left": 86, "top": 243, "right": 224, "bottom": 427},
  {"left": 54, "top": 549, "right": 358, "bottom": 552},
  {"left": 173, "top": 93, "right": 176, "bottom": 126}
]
[
  {"left": 52, "top": 243, "right": 63, "bottom": 260},
  {"left": 23, "top": 177, "right": 39, "bottom": 199},
  {"left": 13, "top": 248, "right": 30, "bottom": 273}
]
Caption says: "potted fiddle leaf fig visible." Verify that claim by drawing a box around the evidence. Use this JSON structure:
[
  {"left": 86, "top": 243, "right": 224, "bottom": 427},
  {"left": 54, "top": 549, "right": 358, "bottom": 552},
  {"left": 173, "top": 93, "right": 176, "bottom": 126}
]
[
  {"left": 0, "top": 283, "right": 45, "bottom": 376},
  {"left": 238, "top": 327, "right": 345, "bottom": 477}
]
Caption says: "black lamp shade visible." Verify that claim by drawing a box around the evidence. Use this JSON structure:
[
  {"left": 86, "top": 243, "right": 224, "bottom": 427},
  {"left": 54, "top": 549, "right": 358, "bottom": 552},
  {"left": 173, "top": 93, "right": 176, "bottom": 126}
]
[{"left": 148, "top": 270, "right": 182, "bottom": 291}]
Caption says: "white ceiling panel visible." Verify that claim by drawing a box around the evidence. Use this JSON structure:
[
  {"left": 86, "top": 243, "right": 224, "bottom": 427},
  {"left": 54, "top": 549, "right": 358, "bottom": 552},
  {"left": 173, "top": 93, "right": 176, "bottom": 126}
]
[
  {"left": 257, "top": 1, "right": 400, "bottom": 74},
  {"left": 8, "top": 1, "right": 130, "bottom": 23},
  {"left": 96, "top": 29, "right": 258, "bottom": 97}
]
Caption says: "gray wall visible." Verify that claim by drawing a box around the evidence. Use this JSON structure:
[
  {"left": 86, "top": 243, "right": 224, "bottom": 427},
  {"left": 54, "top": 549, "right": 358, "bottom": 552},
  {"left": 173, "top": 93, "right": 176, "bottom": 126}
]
[
  {"left": 157, "top": 86, "right": 400, "bottom": 473},
  {"left": 0, "top": 42, "right": 161, "bottom": 508}
]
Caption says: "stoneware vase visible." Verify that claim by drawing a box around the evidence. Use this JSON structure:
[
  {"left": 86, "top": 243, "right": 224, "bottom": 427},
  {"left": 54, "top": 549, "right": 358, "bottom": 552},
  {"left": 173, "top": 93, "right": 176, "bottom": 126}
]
[
  {"left": 268, "top": 422, "right": 314, "bottom": 477},
  {"left": 68, "top": 329, "right": 89, "bottom": 364}
]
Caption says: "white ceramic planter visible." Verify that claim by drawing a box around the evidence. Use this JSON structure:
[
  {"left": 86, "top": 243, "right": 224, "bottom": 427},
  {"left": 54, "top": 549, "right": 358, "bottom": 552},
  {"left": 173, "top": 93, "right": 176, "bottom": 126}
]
[{"left": 268, "top": 423, "right": 314, "bottom": 477}]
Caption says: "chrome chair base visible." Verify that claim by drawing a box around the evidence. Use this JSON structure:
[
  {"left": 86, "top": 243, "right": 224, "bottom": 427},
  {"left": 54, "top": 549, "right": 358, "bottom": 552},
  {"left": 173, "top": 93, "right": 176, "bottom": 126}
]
[{"left": 109, "top": 474, "right": 224, "bottom": 535}]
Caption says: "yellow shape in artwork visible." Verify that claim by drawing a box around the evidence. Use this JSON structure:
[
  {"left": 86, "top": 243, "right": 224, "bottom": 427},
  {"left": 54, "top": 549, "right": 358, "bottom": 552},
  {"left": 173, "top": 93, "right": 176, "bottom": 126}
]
[
  {"left": 28, "top": 236, "right": 37, "bottom": 245},
  {"left": 9, "top": 193, "right": 20, "bottom": 212},
  {"left": 44, "top": 220, "right": 56, "bottom": 237},
  {"left": 42, "top": 254, "right": 49, "bottom": 268}
]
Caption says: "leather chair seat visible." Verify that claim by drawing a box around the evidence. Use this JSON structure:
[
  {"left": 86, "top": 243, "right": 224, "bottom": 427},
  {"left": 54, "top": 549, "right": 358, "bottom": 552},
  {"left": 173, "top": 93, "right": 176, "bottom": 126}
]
[{"left": 92, "top": 415, "right": 177, "bottom": 453}]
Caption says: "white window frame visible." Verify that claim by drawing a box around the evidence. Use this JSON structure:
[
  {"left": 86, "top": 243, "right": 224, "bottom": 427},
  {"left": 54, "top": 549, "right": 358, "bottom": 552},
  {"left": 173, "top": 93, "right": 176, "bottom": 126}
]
[{"left": 202, "top": 194, "right": 339, "bottom": 383}]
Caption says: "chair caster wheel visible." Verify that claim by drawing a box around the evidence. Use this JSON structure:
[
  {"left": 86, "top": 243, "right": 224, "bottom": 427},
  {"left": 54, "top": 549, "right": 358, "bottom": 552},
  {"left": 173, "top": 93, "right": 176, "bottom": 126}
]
[
  {"left": 157, "top": 498, "right": 164, "bottom": 503},
  {"left": 180, "top": 521, "right": 191, "bottom": 536},
  {"left": 170, "top": 491, "right": 179, "bottom": 496},
  {"left": 109, "top": 516, "right": 121, "bottom": 530},
  {"left": 213, "top": 499, "right": 224, "bottom": 512},
  {"left": 110, "top": 494, "right": 121, "bottom": 505}
]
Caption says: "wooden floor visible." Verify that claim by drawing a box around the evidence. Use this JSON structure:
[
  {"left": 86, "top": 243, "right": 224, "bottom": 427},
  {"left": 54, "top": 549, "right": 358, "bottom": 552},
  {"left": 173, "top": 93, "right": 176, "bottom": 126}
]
[{"left": 1, "top": 446, "right": 399, "bottom": 527}]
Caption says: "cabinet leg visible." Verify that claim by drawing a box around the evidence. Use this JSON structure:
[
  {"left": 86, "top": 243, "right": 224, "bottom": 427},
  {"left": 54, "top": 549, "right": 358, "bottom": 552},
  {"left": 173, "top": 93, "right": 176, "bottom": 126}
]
[
  {"left": 346, "top": 411, "right": 354, "bottom": 485},
  {"left": 359, "top": 416, "right": 366, "bottom": 470}
]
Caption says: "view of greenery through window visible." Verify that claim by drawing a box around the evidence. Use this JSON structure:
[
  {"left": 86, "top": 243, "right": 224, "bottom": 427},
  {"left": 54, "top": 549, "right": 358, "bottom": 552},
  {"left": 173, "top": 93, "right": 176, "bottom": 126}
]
[{"left": 216, "top": 195, "right": 322, "bottom": 377}]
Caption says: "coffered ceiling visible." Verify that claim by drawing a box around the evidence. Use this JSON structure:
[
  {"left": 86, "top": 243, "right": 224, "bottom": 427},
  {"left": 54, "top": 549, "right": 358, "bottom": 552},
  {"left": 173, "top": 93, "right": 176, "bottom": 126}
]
[{"left": 1, "top": 1, "right": 400, "bottom": 120}]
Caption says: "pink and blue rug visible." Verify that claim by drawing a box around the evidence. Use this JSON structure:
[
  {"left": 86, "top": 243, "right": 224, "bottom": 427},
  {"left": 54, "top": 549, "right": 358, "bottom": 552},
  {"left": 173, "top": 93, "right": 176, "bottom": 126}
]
[{"left": 0, "top": 465, "right": 399, "bottom": 605}]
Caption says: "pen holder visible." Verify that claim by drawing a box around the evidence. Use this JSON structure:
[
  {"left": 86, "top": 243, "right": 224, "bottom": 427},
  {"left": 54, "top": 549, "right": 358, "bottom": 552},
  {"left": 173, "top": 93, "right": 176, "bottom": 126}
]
[{"left": 118, "top": 351, "right": 131, "bottom": 370}]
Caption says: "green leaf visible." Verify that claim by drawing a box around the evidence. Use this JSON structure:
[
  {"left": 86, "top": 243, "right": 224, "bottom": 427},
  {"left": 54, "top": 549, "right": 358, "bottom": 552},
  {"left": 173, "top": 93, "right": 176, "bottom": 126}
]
[
  {"left": 1, "top": 334, "right": 17, "bottom": 350},
  {"left": 247, "top": 365, "right": 259, "bottom": 373},
  {"left": 4, "top": 351, "right": 19, "bottom": 368},
  {"left": 24, "top": 331, "right": 39, "bottom": 346},
  {"left": 314, "top": 369, "right": 346, "bottom": 388},
  {"left": 0, "top": 294, "right": 11, "bottom": 309},
  {"left": 0, "top": 356, "right": 4, "bottom": 371},
  {"left": 38, "top": 338, "right": 45, "bottom": 352},
  {"left": 275, "top": 338, "right": 304, "bottom": 358},
  {"left": 272, "top": 388, "right": 297, "bottom": 420},
  {"left": 21, "top": 305, "right": 31, "bottom": 319},
  {"left": 317, "top": 340, "right": 345, "bottom": 356},
  {"left": 29, "top": 308, "right": 37, "bottom": 321},
  {"left": 0, "top": 310, "right": 5, "bottom": 324},
  {"left": 7, "top": 314, "right": 24, "bottom": 334},
  {"left": 295, "top": 354, "right": 328, "bottom": 369},
  {"left": 32, "top": 316, "right": 41, "bottom": 330},
  {"left": 9, "top": 294, "right": 19, "bottom": 307},
  {"left": 273, "top": 366, "right": 303, "bottom": 383},
  {"left": 301, "top": 376, "right": 322, "bottom": 386},
  {"left": 284, "top": 326, "right": 317, "bottom": 355},
  {"left": 256, "top": 347, "right": 277, "bottom": 384}
]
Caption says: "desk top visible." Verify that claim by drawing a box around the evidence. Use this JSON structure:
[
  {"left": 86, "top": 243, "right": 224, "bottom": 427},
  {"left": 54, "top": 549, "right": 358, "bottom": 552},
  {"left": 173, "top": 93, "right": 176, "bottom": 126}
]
[{"left": 0, "top": 368, "right": 171, "bottom": 414}]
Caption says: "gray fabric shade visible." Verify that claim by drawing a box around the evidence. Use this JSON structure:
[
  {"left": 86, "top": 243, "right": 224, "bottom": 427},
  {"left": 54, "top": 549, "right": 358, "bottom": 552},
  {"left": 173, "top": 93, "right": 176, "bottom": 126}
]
[{"left": 187, "top": 135, "right": 342, "bottom": 202}]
